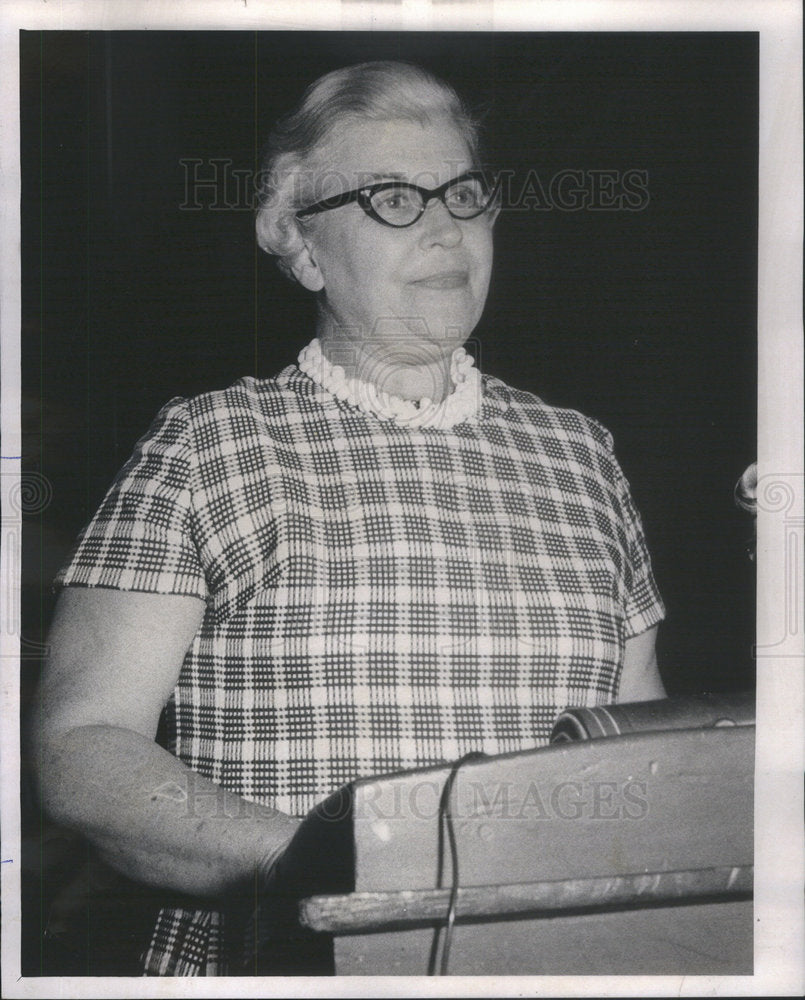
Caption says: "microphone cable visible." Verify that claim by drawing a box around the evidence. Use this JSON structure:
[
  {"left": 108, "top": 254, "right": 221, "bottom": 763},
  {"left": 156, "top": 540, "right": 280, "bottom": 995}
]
[{"left": 427, "top": 750, "right": 487, "bottom": 976}]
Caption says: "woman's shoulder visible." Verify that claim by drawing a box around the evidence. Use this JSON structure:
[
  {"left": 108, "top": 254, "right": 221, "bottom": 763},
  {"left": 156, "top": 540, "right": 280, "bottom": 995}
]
[
  {"left": 482, "top": 373, "right": 614, "bottom": 452},
  {"left": 181, "top": 366, "right": 305, "bottom": 419},
  {"left": 134, "top": 367, "right": 310, "bottom": 460}
]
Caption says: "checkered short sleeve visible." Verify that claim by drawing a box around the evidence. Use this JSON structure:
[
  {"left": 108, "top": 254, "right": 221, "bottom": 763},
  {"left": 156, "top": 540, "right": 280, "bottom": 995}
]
[{"left": 54, "top": 397, "right": 208, "bottom": 601}]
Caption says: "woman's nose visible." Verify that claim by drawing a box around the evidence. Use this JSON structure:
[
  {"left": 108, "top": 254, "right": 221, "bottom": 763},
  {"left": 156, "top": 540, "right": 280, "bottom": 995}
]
[{"left": 417, "top": 199, "right": 463, "bottom": 248}]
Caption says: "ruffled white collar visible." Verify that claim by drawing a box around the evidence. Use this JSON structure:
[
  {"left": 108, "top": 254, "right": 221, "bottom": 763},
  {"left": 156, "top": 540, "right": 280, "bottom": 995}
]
[{"left": 297, "top": 338, "right": 481, "bottom": 429}]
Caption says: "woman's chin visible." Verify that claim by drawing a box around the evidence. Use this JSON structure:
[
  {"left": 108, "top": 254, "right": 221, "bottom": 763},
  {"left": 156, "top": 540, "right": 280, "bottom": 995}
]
[{"left": 403, "top": 311, "right": 476, "bottom": 346}]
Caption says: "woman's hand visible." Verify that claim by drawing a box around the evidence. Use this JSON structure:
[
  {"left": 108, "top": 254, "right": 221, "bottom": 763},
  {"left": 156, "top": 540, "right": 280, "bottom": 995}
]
[{"left": 32, "top": 588, "right": 300, "bottom": 898}]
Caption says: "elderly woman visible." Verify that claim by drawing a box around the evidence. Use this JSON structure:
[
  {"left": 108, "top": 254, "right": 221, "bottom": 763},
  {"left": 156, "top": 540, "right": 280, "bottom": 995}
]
[{"left": 34, "top": 61, "right": 665, "bottom": 976}]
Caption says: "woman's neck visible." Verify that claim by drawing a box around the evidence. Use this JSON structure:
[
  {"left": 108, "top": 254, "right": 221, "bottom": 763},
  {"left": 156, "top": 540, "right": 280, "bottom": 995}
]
[
  {"left": 317, "top": 329, "right": 456, "bottom": 404},
  {"left": 297, "top": 337, "right": 481, "bottom": 430}
]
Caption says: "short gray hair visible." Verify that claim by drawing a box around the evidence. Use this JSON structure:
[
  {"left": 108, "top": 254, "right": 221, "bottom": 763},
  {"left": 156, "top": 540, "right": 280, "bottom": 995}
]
[{"left": 255, "top": 61, "right": 482, "bottom": 281}]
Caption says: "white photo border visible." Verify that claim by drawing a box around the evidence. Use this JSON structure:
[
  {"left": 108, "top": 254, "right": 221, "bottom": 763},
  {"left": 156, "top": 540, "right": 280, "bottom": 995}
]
[{"left": 1, "top": 1, "right": 802, "bottom": 997}]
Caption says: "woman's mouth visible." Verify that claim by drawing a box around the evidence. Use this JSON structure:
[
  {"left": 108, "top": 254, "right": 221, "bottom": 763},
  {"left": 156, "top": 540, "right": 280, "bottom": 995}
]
[{"left": 411, "top": 270, "right": 470, "bottom": 290}]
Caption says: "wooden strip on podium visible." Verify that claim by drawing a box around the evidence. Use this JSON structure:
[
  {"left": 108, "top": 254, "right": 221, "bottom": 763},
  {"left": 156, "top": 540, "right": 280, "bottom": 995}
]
[{"left": 301, "top": 864, "right": 752, "bottom": 932}]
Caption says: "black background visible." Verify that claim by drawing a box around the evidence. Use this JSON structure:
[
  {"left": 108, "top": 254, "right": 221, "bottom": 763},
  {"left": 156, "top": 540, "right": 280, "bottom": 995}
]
[{"left": 20, "top": 30, "right": 757, "bottom": 973}]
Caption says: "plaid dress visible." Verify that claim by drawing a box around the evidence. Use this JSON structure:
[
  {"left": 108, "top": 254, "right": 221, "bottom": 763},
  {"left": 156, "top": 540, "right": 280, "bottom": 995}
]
[{"left": 56, "top": 364, "right": 665, "bottom": 974}]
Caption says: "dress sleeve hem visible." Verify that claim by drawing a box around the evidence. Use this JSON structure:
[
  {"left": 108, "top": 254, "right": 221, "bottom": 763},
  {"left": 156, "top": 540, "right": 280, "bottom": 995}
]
[
  {"left": 52, "top": 576, "right": 209, "bottom": 605},
  {"left": 623, "top": 601, "right": 666, "bottom": 640}
]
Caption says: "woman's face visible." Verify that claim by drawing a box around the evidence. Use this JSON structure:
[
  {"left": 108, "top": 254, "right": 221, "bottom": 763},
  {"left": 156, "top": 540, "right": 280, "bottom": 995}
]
[{"left": 298, "top": 117, "right": 497, "bottom": 375}]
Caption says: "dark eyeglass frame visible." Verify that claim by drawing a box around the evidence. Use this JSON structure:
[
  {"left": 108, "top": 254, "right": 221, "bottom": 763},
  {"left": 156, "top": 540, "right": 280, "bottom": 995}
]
[{"left": 295, "top": 170, "right": 500, "bottom": 229}]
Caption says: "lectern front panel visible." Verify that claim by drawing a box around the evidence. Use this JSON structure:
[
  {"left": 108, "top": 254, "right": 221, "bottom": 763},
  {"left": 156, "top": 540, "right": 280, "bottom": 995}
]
[{"left": 330, "top": 726, "right": 753, "bottom": 974}]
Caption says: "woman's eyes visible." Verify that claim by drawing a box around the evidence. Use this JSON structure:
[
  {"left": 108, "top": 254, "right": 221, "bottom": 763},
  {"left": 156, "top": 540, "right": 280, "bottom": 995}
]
[
  {"left": 370, "top": 179, "right": 485, "bottom": 215},
  {"left": 375, "top": 189, "right": 415, "bottom": 210},
  {"left": 447, "top": 183, "right": 482, "bottom": 207}
]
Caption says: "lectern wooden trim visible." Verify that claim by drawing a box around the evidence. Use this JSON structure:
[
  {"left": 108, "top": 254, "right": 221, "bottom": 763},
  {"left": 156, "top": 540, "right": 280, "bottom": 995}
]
[{"left": 301, "top": 864, "right": 752, "bottom": 932}]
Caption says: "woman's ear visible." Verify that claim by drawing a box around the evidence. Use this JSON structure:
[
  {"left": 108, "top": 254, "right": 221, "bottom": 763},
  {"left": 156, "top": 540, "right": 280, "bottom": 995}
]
[
  {"left": 256, "top": 209, "right": 324, "bottom": 292},
  {"left": 287, "top": 245, "right": 325, "bottom": 292}
]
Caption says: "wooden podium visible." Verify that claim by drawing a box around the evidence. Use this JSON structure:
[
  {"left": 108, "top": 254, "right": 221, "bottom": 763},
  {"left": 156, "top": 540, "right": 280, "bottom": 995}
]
[{"left": 249, "top": 694, "right": 754, "bottom": 976}]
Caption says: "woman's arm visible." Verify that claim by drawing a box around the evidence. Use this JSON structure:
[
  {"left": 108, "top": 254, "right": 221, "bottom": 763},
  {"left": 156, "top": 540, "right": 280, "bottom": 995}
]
[
  {"left": 32, "top": 588, "right": 300, "bottom": 898},
  {"left": 617, "top": 624, "right": 666, "bottom": 702}
]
